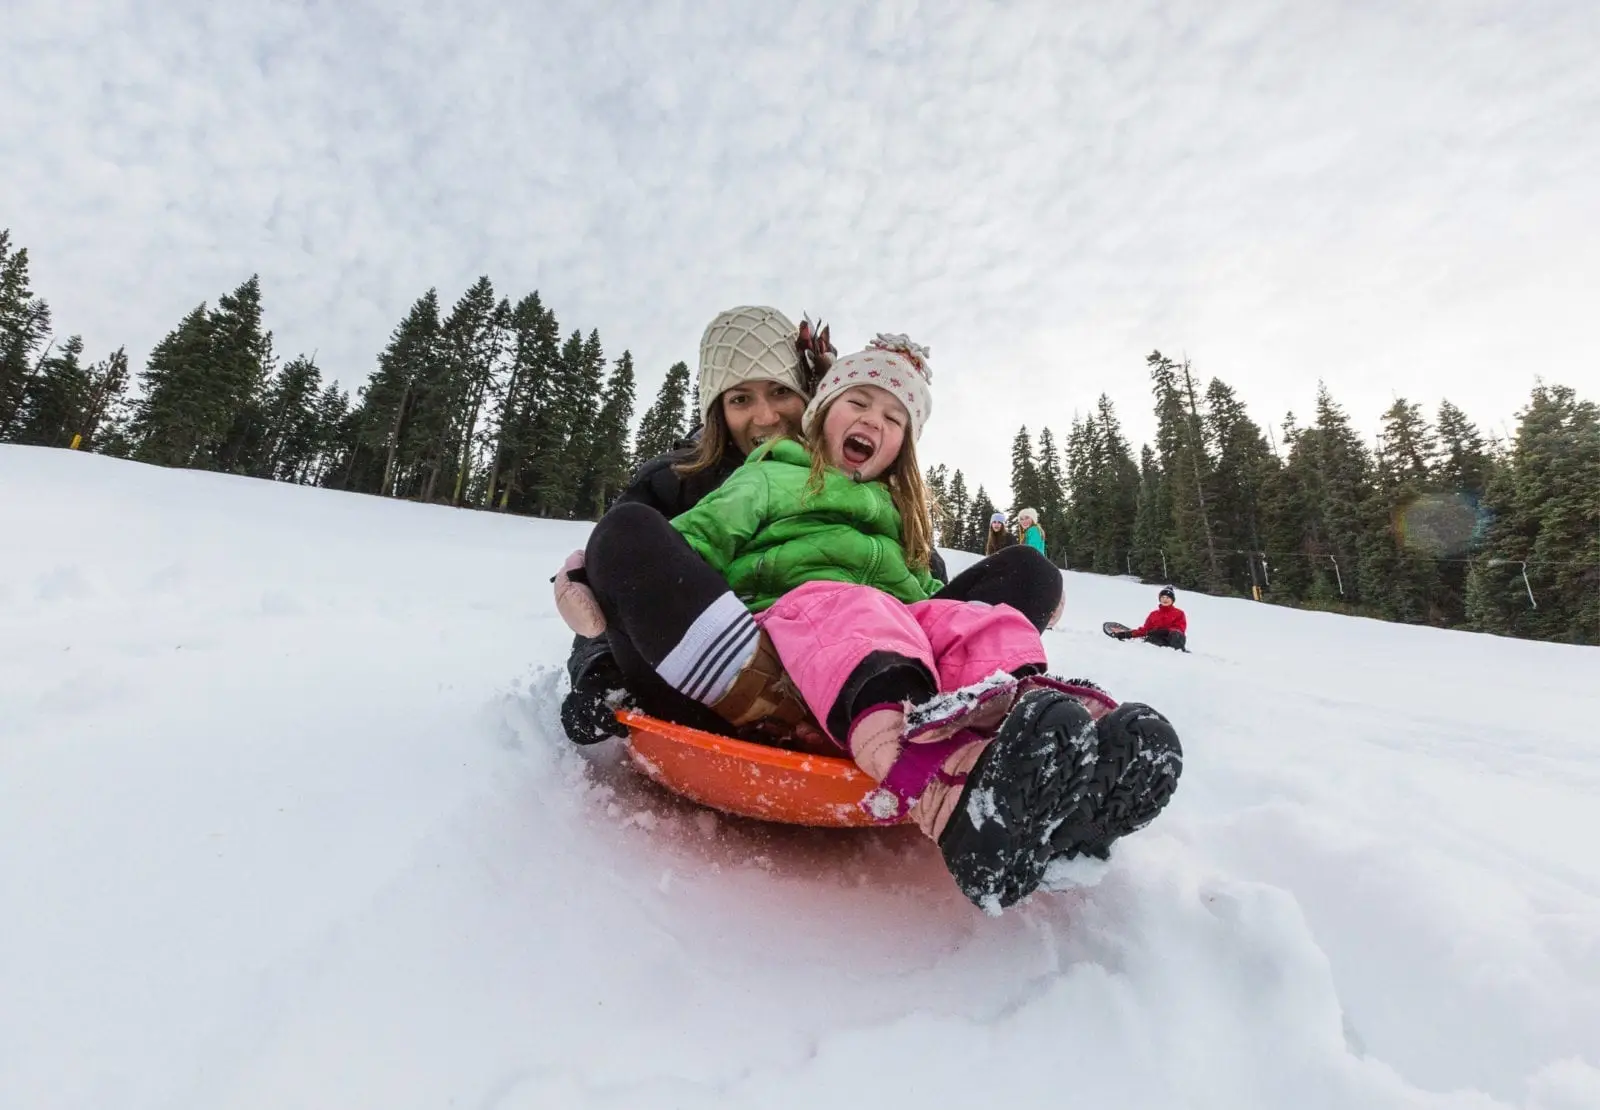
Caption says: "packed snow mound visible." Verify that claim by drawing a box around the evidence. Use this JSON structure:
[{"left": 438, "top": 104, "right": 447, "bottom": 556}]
[{"left": 2, "top": 445, "right": 1598, "bottom": 1110}]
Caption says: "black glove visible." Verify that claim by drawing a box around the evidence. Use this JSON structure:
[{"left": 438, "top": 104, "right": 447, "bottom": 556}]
[
  {"left": 1115, "top": 630, "right": 1133, "bottom": 640},
  {"left": 560, "top": 655, "right": 634, "bottom": 745}
]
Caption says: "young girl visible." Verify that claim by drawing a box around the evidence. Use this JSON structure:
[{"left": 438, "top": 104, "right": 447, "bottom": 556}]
[
  {"left": 654, "top": 335, "right": 1182, "bottom": 912},
  {"left": 984, "top": 512, "right": 1016, "bottom": 555},
  {"left": 1015, "top": 507, "right": 1047, "bottom": 556}
]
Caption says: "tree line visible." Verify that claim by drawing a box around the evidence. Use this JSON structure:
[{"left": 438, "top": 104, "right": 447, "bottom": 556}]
[
  {"left": 1, "top": 228, "right": 696, "bottom": 520},
  {"left": 929, "top": 353, "right": 1598, "bottom": 645},
  {"left": 3, "top": 227, "right": 1595, "bottom": 644}
]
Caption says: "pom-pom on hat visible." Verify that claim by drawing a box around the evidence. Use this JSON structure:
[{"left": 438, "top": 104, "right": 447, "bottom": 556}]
[
  {"left": 802, "top": 333, "right": 933, "bottom": 442},
  {"left": 696, "top": 306, "right": 809, "bottom": 425}
]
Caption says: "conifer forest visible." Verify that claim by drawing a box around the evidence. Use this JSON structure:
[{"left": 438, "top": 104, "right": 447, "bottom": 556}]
[{"left": 3, "top": 229, "right": 1595, "bottom": 645}]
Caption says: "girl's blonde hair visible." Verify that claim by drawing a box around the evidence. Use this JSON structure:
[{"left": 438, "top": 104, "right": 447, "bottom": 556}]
[{"left": 802, "top": 395, "right": 935, "bottom": 570}]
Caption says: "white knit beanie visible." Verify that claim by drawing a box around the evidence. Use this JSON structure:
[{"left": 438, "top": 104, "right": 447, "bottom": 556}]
[
  {"left": 696, "top": 306, "right": 809, "bottom": 425},
  {"left": 801, "top": 333, "right": 933, "bottom": 442},
  {"left": 1016, "top": 508, "right": 1039, "bottom": 525}
]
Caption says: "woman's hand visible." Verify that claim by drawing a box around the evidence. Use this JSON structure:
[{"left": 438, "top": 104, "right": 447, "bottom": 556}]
[{"left": 553, "top": 550, "right": 607, "bottom": 637}]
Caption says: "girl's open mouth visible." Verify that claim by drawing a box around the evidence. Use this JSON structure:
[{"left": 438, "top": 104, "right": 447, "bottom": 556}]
[{"left": 842, "top": 433, "right": 876, "bottom": 467}]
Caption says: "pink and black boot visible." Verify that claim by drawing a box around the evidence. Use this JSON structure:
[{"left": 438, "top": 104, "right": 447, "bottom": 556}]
[
  {"left": 1016, "top": 675, "right": 1185, "bottom": 862},
  {"left": 847, "top": 673, "right": 1143, "bottom": 913}
]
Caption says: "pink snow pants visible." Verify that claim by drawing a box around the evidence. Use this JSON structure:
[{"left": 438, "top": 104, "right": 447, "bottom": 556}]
[{"left": 757, "top": 581, "right": 1047, "bottom": 746}]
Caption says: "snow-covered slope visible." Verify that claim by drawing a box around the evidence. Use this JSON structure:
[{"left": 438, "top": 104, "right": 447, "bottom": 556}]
[{"left": 3, "top": 446, "right": 1598, "bottom": 1110}]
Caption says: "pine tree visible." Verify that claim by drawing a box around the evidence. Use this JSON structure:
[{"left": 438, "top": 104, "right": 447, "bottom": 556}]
[
  {"left": 1062, "top": 414, "right": 1094, "bottom": 570},
  {"left": 306, "top": 383, "right": 350, "bottom": 485},
  {"left": 128, "top": 303, "right": 216, "bottom": 467},
  {"left": 1204, "top": 378, "right": 1277, "bottom": 593},
  {"left": 486, "top": 292, "right": 561, "bottom": 511},
  {"left": 1090, "top": 395, "right": 1140, "bottom": 575},
  {"left": 0, "top": 230, "right": 54, "bottom": 440},
  {"left": 412, "top": 277, "right": 505, "bottom": 504},
  {"left": 1359, "top": 398, "right": 1442, "bottom": 623},
  {"left": 1466, "top": 383, "right": 1600, "bottom": 643},
  {"left": 525, "top": 329, "right": 602, "bottom": 517},
  {"left": 1009, "top": 426, "right": 1040, "bottom": 518},
  {"left": 1131, "top": 446, "right": 1166, "bottom": 581},
  {"left": 253, "top": 356, "right": 323, "bottom": 480},
  {"left": 79, "top": 348, "right": 130, "bottom": 453},
  {"left": 11, "top": 334, "right": 89, "bottom": 447},
  {"left": 969, "top": 485, "right": 998, "bottom": 552},
  {"left": 127, "top": 277, "right": 274, "bottom": 472},
  {"left": 1429, "top": 398, "right": 1496, "bottom": 622},
  {"left": 342, "top": 289, "right": 442, "bottom": 496},
  {"left": 1034, "top": 427, "right": 1067, "bottom": 563},
  {"left": 1434, "top": 399, "right": 1494, "bottom": 500},
  {"left": 575, "top": 351, "right": 637, "bottom": 518},
  {"left": 925, "top": 463, "right": 952, "bottom": 545},
  {"left": 1309, "top": 384, "right": 1374, "bottom": 605},
  {"left": 1147, "top": 351, "right": 1220, "bottom": 588},
  {"left": 634, "top": 360, "right": 691, "bottom": 464},
  {"left": 1257, "top": 412, "right": 1317, "bottom": 602},
  {"left": 207, "top": 275, "right": 275, "bottom": 473},
  {"left": 947, "top": 469, "right": 972, "bottom": 552}
]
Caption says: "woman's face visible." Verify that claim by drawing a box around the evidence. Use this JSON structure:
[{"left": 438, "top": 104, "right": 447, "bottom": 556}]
[
  {"left": 990, "top": 521, "right": 1004, "bottom": 532},
  {"left": 720, "top": 380, "right": 807, "bottom": 456}
]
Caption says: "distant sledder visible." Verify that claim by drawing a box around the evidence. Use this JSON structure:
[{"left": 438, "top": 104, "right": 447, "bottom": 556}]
[{"left": 1106, "top": 586, "right": 1188, "bottom": 652}]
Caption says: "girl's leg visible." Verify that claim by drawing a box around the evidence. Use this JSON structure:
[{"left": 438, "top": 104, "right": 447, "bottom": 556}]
[
  {"left": 909, "top": 598, "right": 1048, "bottom": 691},
  {"left": 763, "top": 584, "right": 1027, "bottom": 831}
]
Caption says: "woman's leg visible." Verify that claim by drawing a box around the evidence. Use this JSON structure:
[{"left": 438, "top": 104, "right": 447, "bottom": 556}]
[
  {"left": 584, "top": 502, "right": 769, "bottom": 732},
  {"left": 932, "top": 545, "right": 1064, "bottom": 631}
]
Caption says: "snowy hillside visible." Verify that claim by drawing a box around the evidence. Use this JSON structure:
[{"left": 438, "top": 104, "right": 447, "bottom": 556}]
[{"left": 3, "top": 445, "right": 1598, "bottom": 1110}]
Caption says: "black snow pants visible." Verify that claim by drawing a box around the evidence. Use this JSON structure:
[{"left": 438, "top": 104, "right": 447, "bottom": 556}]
[{"left": 1144, "top": 628, "right": 1187, "bottom": 651}]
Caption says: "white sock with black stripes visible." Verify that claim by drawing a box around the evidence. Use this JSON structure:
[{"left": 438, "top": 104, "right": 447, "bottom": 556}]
[{"left": 655, "top": 592, "right": 760, "bottom": 706}]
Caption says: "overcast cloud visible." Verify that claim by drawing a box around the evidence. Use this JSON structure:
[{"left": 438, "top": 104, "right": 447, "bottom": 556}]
[{"left": 5, "top": 0, "right": 1597, "bottom": 498}]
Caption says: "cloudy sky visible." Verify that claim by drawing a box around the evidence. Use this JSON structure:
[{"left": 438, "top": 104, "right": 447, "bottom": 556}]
[{"left": 5, "top": 0, "right": 1597, "bottom": 499}]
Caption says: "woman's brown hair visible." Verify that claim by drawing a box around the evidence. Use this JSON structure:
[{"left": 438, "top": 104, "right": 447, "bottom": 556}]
[
  {"left": 672, "top": 404, "right": 734, "bottom": 476},
  {"left": 802, "top": 397, "right": 935, "bottom": 570}
]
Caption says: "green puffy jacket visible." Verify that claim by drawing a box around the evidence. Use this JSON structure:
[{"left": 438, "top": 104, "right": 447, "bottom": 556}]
[{"left": 669, "top": 438, "right": 943, "bottom": 612}]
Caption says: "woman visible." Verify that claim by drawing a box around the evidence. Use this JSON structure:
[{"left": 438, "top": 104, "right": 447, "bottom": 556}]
[
  {"left": 984, "top": 511, "right": 1015, "bottom": 555},
  {"left": 559, "top": 305, "right": 824, "bottom": 741},
  {"left": 1015, "top": 507, "right": 1047, "bottom": 556},
  {"left": 558, "top": 308, "right": 1064, "bottom": 744}
]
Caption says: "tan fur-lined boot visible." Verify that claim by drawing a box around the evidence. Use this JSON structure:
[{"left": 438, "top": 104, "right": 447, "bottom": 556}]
[{"left": 707, "top": 629, "right": 812, "bottom": 733}]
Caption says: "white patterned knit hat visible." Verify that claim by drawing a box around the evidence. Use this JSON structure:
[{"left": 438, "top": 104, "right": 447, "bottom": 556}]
[
  {"left": 801, "top": 333, "right": 933, "bottom": 442},
  {"left": 696, "top": 306, "right": 809, "bottom": 424}
]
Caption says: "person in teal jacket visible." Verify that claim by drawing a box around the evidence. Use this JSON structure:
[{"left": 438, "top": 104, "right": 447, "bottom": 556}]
[{"left": 1015, "top": 507, "right": 1047, "bottom": 556}]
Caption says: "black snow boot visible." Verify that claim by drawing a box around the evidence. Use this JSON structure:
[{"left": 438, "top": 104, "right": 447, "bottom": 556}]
[
  {"left": 1052, "top": 703, "right": 1182, "bottom": 860},
  {"left": 938, "top": 689, "right": 1137, "bottom": 913},
  {"left": 560, "top": 655, "right": 634, "bottom": 745}
]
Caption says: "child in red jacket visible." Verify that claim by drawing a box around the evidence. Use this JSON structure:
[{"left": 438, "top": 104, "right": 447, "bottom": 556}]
[{"left": 1117, "top": 586, "right": 1188, "bottom": 650}]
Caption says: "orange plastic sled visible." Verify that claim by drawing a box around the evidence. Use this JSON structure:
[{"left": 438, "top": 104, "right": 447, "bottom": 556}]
[{"left": 617, "top": 708, "right": 906, "bottom": 828}]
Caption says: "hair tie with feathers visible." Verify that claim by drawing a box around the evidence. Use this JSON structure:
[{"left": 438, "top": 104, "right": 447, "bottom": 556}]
[{"left": 867, "top": 333, "right": 931, "bottom": 379}]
